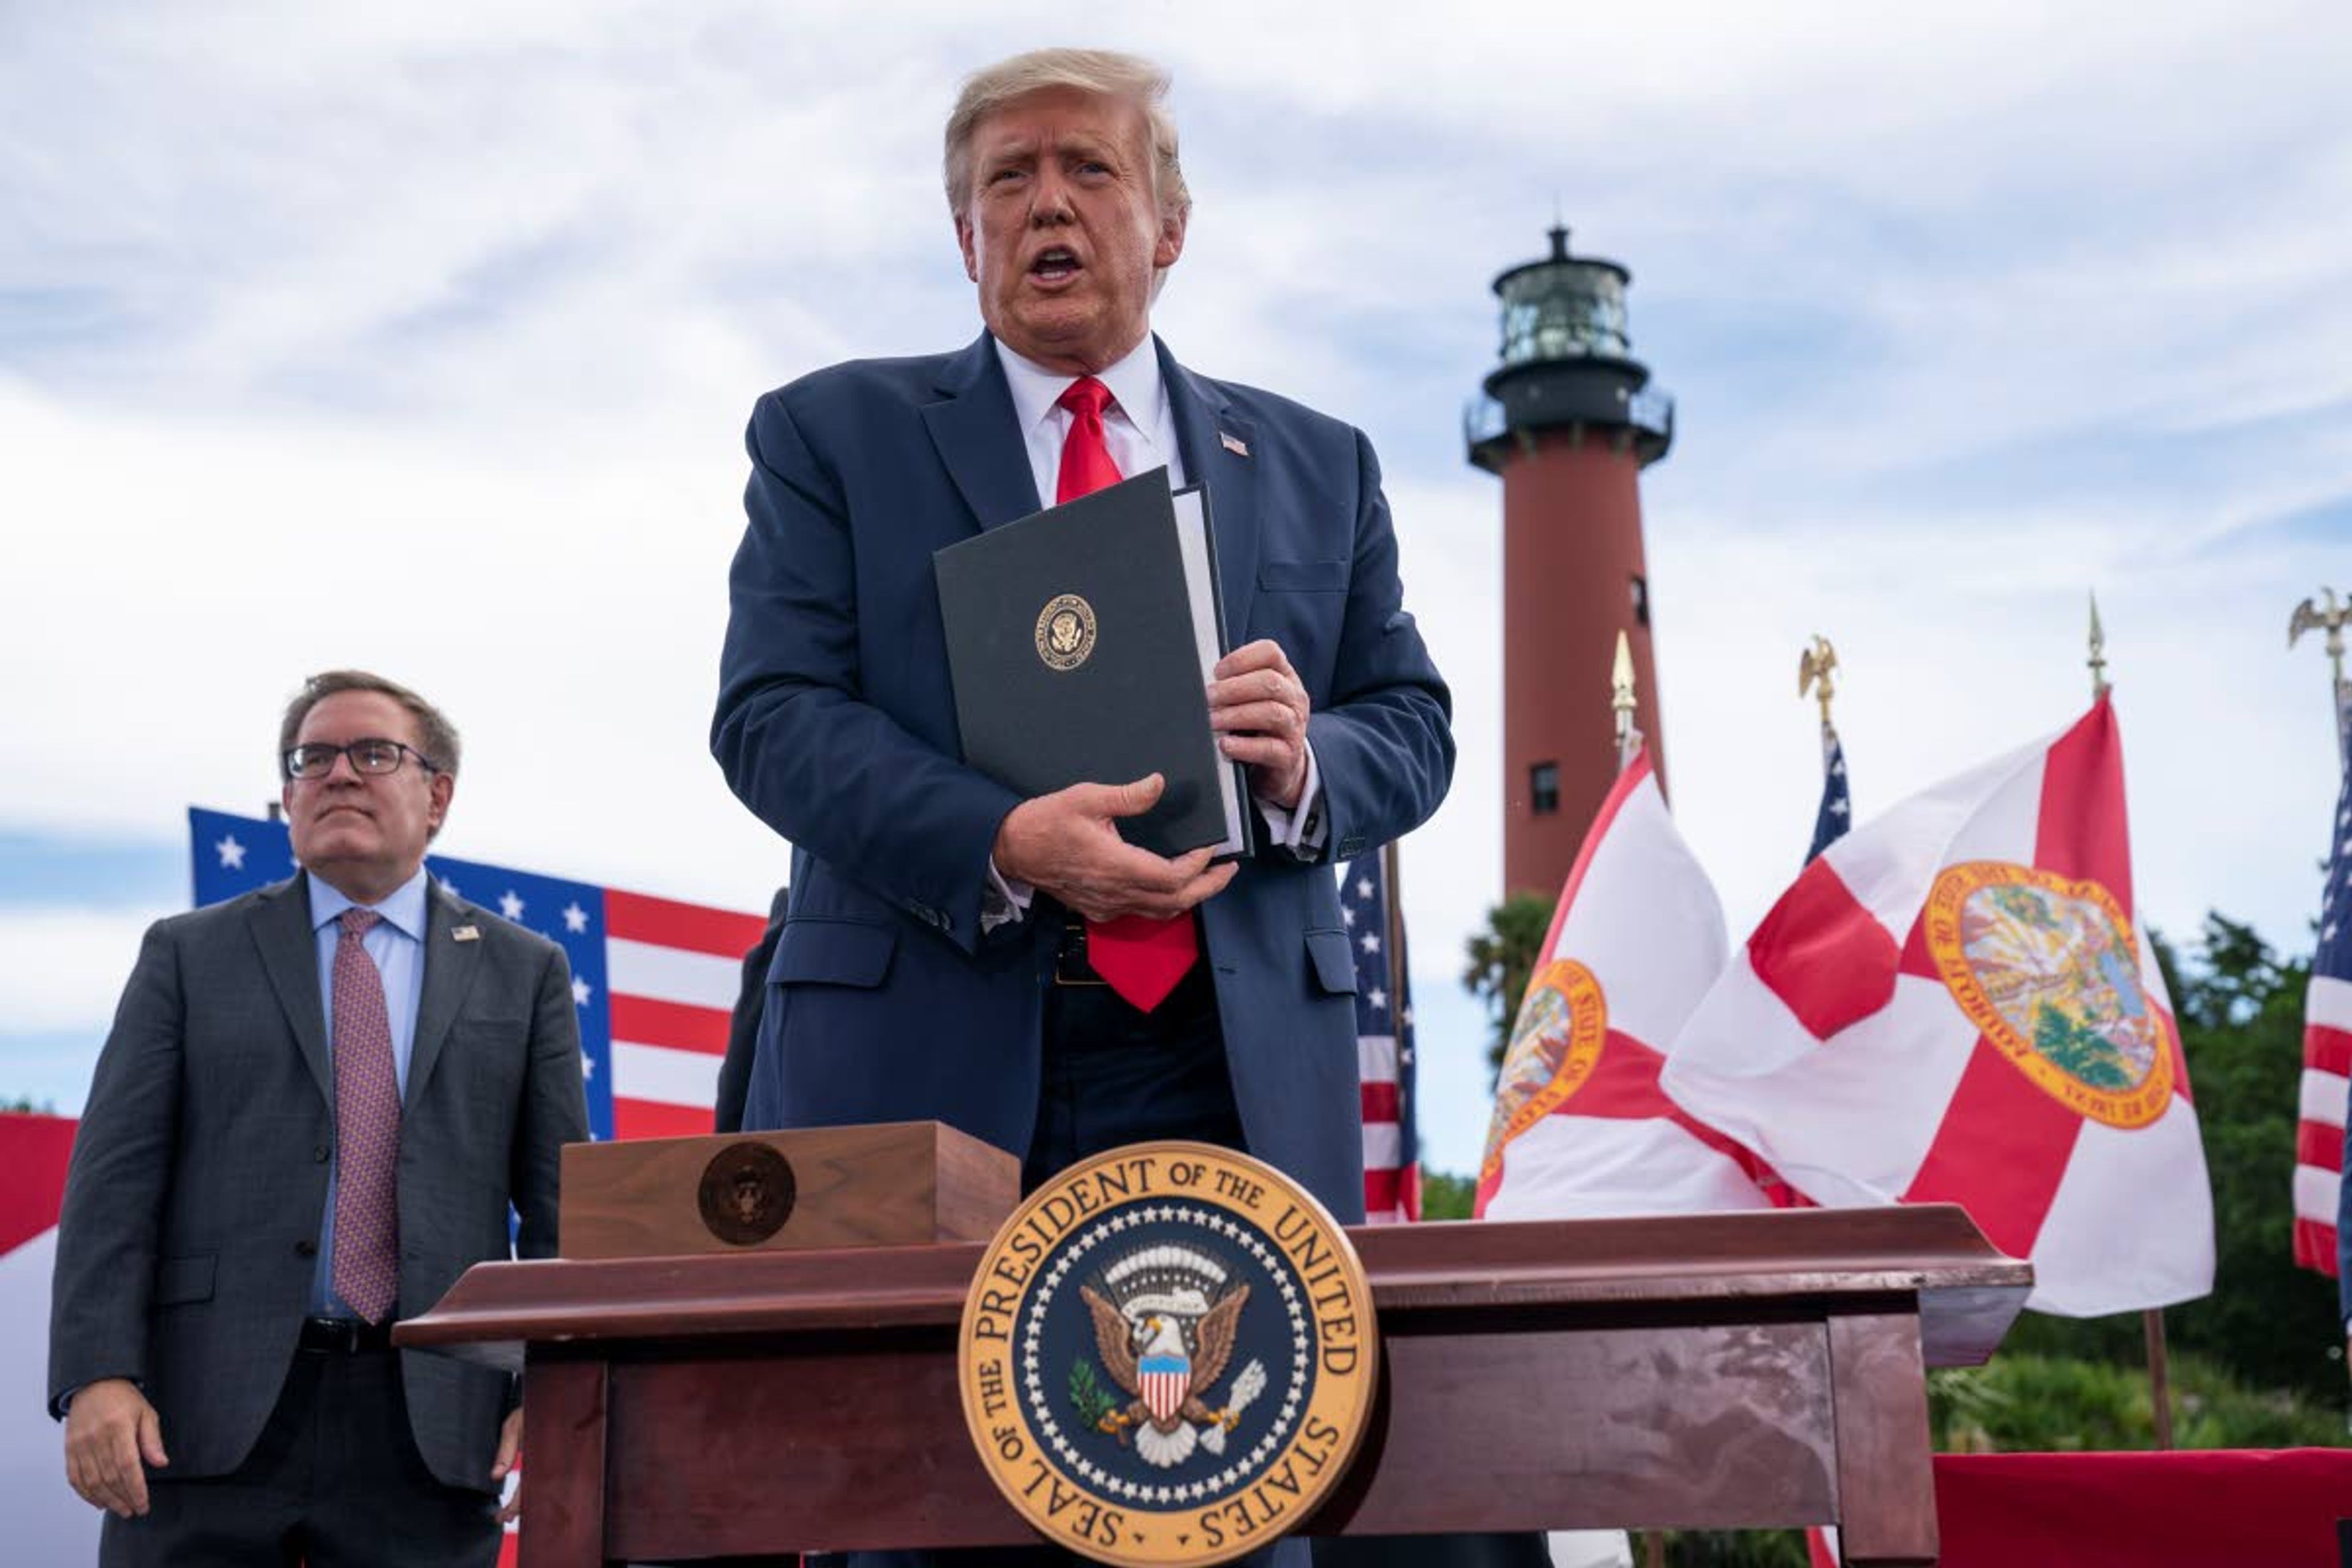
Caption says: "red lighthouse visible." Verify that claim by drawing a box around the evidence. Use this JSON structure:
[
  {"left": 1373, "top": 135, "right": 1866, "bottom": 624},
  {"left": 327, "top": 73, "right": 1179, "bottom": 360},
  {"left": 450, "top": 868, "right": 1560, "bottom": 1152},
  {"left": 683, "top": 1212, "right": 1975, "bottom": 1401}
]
[{"left": 1467, "top": 224, "right": 1675, "bottom": 899}]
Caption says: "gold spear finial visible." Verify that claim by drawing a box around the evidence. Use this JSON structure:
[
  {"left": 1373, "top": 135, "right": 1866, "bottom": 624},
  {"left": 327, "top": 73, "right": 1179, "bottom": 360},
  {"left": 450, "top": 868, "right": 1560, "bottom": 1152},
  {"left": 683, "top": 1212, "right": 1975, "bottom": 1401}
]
[
  {"left": 2289, "top": 587, "right": 2349, "bottom": 688},
  {"left": 1611, "top": 630, "right": 1639, "bottom": 769},
  {"left": 2088, "top": 592, "right": 2110, "bottom": 700},
  {"left": 2290, "top": 588, "right": 2351, "bottom": 766},
  {"left": 1798, "top": 635, "right": 1839, "bottom": 731}
]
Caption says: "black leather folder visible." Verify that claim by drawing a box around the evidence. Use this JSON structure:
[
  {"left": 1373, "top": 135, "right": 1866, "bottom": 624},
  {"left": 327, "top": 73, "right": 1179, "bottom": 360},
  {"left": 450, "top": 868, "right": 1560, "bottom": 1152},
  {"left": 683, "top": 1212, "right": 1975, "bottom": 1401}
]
[{"left": 933, "top": 467, "right": 1249, "bottom": 860}]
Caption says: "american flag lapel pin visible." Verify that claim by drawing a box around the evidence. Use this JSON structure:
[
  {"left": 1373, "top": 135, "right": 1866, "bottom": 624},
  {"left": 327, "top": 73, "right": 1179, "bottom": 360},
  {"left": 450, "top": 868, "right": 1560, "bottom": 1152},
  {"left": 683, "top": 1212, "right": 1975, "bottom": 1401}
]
[
  {"left": 451, "top": 925, "right": 481, "bottom": 943},
  {"left": 1219, "top": 430, "right": 1250, "bottom": 458}
]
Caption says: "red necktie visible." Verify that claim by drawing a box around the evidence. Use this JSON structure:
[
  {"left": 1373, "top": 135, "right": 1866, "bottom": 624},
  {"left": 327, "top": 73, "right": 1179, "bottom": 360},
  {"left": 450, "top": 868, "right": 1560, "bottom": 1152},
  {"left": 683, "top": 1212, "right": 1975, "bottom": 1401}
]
[
  {"left": 1057, "top": 376, "right": 1199, "bottom": 1012},
  {"left": 331, "top": 908, "right": 402, "bottom": 1322}
]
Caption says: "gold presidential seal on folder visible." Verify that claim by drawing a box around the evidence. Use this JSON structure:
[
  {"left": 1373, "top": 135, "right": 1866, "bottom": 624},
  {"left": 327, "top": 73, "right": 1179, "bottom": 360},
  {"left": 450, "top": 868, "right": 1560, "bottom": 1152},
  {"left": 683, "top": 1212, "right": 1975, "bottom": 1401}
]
[
  {"left": 958, "top": 1142, "right": 1376, "bottom": 1566},
  {"left": 1036, "top": 593, "right": 1099, "bottom": 671}
]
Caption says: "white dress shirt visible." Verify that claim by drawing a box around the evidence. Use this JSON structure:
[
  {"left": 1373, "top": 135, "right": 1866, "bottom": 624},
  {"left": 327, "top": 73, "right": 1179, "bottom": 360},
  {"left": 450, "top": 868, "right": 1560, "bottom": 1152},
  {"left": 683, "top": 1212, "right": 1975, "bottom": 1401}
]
[{"left": 983, "top": 337, "right": 1326, "bottom": 925}]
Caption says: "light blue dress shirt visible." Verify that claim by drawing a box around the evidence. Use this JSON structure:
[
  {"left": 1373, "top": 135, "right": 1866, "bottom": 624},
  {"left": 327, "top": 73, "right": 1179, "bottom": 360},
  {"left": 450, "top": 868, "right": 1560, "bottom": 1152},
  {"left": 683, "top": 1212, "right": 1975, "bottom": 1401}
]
[{"left": 305, "top": 866, "right": 429, "bottom": 1317}]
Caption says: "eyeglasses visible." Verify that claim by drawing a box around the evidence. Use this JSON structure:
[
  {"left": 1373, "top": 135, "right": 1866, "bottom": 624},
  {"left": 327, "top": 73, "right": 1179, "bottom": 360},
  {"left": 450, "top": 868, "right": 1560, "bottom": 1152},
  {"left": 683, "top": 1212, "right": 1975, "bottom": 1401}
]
[{"left": 282, "top": 739, "right": 442, "bottom": 780}]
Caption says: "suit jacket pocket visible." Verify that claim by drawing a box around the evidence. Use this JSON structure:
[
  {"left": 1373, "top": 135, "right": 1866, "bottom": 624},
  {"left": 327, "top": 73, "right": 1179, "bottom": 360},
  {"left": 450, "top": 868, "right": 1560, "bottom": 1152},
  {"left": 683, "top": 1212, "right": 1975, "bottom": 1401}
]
[
  {"left": 1304, "top": 929, "right": 1359, "bottom": 995},
  {"left": 767, "top": 918, "right": 897, "bottom": 989},
  {"left": 1257, "top": 559, "right": 1349, "bottom": 593},
  {"left": 154, "top": 1252, "right": 216, "bottom": 1306}
]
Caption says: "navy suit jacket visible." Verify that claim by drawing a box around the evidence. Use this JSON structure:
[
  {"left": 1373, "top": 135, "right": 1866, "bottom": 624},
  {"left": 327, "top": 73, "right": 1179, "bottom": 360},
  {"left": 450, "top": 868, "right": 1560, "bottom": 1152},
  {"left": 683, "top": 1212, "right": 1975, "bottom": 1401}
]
[{"left": 711, "top": 332, "right": 1453, "bottom": 1222}]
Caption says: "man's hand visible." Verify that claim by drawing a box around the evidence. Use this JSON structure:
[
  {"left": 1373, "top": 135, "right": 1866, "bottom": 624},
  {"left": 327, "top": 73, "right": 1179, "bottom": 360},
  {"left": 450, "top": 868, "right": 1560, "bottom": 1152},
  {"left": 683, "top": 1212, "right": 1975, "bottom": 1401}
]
[
  {"left": 1208, "top": 641, "right": 1311, "bottom": 810},
  {"left": 63, "top": 1378, "right": 166, "bottom": 1518},
  {"left": 492, "top": 1406, "right": 524, "bottom": 1524},
  {"left": 994, "top": 775, "right": 1236, "bottom": 922}
]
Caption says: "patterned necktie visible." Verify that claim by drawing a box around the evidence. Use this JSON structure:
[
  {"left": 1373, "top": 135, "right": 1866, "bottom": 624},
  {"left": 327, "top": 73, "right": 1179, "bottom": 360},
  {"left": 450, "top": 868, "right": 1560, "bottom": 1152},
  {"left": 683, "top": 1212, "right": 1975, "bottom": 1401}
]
[
  {"left": 330, "top": 908, "right": 401, "bottom": 1323},
  {"left": 1057, "top": 376, "right": 1200, "bottom": 1013}
]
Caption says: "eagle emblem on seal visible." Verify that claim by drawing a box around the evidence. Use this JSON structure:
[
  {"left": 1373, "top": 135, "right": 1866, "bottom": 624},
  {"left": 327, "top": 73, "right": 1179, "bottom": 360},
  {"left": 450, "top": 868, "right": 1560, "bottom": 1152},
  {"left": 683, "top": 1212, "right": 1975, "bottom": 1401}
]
[
  {"left": 1075, "top": 1245, "right": 1268, "bottom": 1469},
  {"left": 1035, "top": 593, "right": 1098, "bottom": 671}
]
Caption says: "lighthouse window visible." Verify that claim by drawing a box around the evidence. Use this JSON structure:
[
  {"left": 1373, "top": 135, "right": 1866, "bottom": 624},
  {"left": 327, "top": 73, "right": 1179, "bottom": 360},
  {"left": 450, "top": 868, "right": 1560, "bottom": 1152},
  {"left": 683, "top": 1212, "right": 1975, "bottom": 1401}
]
[
  {"left": 1630, "top": 575, "right": 1650, "bottom": 627},
  {"left": 1531, "top": 763, "right": 1561, "bottom": 815}
]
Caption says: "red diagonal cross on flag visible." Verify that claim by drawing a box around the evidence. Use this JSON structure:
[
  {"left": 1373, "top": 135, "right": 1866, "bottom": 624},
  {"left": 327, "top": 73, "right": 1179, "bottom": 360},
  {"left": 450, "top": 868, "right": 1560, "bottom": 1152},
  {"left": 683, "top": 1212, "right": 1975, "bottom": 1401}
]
[{"left": 1661, "top": 697, "right": 2214, "bottom": 1316}]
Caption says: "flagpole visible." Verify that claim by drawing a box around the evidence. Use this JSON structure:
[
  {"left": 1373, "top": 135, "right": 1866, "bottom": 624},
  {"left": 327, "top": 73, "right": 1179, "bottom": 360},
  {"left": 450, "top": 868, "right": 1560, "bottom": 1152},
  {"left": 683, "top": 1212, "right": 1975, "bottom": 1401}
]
[
  {"left": 2093, "top": 595, "right": 2173, "bottom": 1447},
  {"left": 1611, "top": 630, "right": 1640, "bottom": 772},
  {"left": 1619, "top": 631, "right": 1672, "bottom": 1568},
  {"left": 1380, "top": 838, "right": 1411, "bottom": 1217},
  {"left": 1381, "top": 841, "right": 1408, "bottom": 1051},
  {"left": 2087, "top": 591, "right": 2110, "bottom": 701},
  {"left": 1799, "top": 634, "right": 1839, "bottom": 735}
]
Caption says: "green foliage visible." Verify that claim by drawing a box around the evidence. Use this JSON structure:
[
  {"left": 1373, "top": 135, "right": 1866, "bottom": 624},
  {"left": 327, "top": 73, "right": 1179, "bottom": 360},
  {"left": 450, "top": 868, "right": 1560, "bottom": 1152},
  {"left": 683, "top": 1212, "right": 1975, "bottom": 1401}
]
[
  {"left": 1931, "top": 1352, "right": 2346, "bottom": 1452},
  {"left": 2030, "top": 1001, "right": 2136, "bottom": 1090},
  {"left": 1419, "top": 1170, "right": 1475, "bottom": 1221},
  {"left": 1, "top": 1096, "right": 56, "bottom": 1115},
  {"left": 1069, "top": 1358, "right": 1117, "bottom": 1429},
  {"left": 1654, "top": 1530, "right": 1811, "bottom": 1567},
  {"left": 1461, "top": 891, "right": 1555, "bottom": 1080}
]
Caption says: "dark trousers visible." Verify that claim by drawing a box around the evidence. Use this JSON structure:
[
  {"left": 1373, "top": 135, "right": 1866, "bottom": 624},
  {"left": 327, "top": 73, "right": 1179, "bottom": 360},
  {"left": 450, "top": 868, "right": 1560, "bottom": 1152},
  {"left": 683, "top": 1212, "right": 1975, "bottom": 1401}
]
[{"left": 97, "top": 1345, "right": 498, "bottom": 1568}]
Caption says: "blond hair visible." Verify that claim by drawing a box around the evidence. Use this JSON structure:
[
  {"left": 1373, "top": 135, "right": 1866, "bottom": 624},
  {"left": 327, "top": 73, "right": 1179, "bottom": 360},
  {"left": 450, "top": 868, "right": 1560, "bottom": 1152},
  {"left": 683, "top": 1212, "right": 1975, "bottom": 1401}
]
[{"left": 942, "top": 48, "right": 1190, "bottom": 222}]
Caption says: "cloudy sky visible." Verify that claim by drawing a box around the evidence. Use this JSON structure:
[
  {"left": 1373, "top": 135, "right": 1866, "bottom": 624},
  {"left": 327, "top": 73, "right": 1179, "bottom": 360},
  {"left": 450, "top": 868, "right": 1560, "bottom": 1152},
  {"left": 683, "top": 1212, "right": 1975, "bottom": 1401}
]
[{"left": 4, "top": 1, "right": 2348, "bottom": 1175}]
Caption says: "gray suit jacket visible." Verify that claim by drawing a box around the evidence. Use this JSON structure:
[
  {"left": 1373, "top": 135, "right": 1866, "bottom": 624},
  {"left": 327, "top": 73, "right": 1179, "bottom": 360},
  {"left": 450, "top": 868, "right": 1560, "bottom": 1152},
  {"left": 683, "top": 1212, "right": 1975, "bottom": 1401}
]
[{"left": 47, "top": 872, "right": 589, "bottom": 1491}]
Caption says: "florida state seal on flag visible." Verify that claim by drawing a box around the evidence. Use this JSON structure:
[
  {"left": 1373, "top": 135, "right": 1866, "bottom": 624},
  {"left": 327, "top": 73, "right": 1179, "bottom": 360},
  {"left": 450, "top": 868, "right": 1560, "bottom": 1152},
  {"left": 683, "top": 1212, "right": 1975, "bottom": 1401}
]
[
  {"left": 1660, "top": 696, "right": 2214, "bottom": 1316},
  {"left": 1477, "top": 749, "right": 1771, "bottom": 1219}
]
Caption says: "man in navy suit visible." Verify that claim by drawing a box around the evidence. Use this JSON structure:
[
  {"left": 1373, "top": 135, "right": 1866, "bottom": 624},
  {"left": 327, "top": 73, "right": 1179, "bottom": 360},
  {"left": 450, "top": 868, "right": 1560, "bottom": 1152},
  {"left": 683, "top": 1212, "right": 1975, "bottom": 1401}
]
[{"left": 712, "top": 46, "right": 1450, "bottom": 1262}]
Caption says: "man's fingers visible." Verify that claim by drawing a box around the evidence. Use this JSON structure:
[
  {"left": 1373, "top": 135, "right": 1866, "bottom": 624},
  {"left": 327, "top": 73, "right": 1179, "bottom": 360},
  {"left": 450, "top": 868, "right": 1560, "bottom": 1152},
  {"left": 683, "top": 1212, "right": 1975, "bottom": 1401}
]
[
  {"left": 113, "top": 1422, "right": 152, "bottom": 1515},
  {"left": 1087, "top": 774, "right": 1166, "bottom": 819},
  {"left": 64, "top": 1443, "right": 99, "bottom": 1510},
  {"left": 1090, "top": 840, "right": 1208, "bottom": 899},
  {"left": 1061, "top": 850, "right": 1234, "bottom": 922},
  {"left": 1208, "top": 668, "right": 1303, "bottom": 708},
  {"left": 497, "top": 1476, "right": 524, "bottom": 1526},
  {"left": 1212, "top": 639, "right": 1295, "bottom": 681},
  {"left": 137, "top": 1404, "right": 168, "bottom": 1469},
  {"left": 1208, "top": 699, "right": 1303, "bottom": 738},
  {"left": 1219, "top": 735, "right": 1292, "bottom": 768},
  {"left": 492, "top": 1408, "right": 522, "bottom": 1479},
  {"left": 67, "top": 1426, "right": 125, "bottom": 1515},
  {"left": 84, "top": 1425, "right": 144, "bottom": 1517}
]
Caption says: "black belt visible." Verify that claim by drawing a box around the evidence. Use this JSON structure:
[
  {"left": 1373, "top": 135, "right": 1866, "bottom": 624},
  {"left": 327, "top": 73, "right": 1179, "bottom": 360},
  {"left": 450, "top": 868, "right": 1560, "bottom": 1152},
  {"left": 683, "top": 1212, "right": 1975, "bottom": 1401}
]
[
  {"left": 298, "top": 1316, "right": 393, "bottom": 1354},
  {"left": 1054, "top": 919, "right": 1109, "bottom": 987}
]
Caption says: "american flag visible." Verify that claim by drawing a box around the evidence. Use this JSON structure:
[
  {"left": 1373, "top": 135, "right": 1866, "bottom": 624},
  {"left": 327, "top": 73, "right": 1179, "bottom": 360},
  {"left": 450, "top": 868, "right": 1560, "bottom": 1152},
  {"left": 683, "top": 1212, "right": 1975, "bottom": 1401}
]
[
  {"left": 1806, "top": 723, "right": 1852, "bottom": 864},
  {"left": 2291, "top": 690, "right": 2352, "bottom": 1276},
  {"left": 189, "top": 808, "right": 768, "bottom": 1140},
  {"left": 1341, "top": 850, "right": 1419, "bottom": 1223}
]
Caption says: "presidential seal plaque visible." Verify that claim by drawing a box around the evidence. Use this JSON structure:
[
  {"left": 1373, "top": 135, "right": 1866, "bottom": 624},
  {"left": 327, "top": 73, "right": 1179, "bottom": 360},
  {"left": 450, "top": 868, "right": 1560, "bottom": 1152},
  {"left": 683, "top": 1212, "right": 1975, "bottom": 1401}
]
[
  {"left": 958, "top": 1142, "right": 1376, "bottom": 1566},
  {"left": 1035, "top": 593, "right": 1098, "bottom": 671},
  {"left": 696, "top": 1140, "right": 797, "bottom": 1245}
]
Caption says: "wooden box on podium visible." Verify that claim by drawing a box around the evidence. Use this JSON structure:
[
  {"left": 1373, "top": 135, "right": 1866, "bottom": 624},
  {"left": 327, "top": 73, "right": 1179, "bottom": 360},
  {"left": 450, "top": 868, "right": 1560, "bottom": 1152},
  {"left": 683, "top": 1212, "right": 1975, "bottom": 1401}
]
[
  {"left": 401, "top": 1125, "right": 2029, "bottom": 1567},
  {"left": 556, "top": 1120, "right": 1020, "bottom": 1259}
]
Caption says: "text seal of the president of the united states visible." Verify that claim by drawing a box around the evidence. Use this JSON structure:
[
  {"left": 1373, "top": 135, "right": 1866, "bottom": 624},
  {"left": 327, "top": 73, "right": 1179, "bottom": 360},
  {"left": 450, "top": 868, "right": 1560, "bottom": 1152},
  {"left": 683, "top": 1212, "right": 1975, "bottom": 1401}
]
[{"left": 959, "top": 1142, "right": 1377, "bottom": 1566}]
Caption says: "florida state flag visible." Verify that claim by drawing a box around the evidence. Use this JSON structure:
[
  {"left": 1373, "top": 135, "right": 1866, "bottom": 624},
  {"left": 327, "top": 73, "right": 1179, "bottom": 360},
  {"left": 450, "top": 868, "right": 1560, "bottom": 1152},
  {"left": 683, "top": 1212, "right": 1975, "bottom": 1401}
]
[
  {"left": 1477, "top": 750, "right": 1772, "bottom": 1219},
  {"left": 1662, "top": 696, "right": 2214, "bottom": 1315}
]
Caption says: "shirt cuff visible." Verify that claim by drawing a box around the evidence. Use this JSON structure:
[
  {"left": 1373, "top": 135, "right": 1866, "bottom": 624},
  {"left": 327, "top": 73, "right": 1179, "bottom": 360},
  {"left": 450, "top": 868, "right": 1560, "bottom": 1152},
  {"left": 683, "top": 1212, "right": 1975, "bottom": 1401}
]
[
  {"left": 982, "top": 859, "right": 1036, "bottom": 933},
  {"left": 1253, "top": 744, "right": 1328, "bottom": 858}
]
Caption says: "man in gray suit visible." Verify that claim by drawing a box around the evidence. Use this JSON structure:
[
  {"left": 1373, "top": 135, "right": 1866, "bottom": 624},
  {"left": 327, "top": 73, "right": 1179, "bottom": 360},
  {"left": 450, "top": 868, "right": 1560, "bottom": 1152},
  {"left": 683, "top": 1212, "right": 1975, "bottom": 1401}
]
[{"left": 48, "top": 669, "right": 589, "bottom": 1566}]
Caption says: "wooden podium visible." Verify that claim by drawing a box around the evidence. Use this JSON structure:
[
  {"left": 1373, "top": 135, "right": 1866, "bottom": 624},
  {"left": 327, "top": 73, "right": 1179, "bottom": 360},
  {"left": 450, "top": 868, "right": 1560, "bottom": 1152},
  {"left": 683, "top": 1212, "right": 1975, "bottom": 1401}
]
[{"left": 400, "top": 1132, "right": 2029, "bottom": 1568}]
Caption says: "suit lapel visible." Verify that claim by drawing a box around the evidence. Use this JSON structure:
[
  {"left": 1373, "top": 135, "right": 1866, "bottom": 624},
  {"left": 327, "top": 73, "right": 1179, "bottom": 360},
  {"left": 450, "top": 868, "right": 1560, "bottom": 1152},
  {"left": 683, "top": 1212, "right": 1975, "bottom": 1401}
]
[
  {"left": 250, "top": 875, "right": 331, "bottom": 1105},
  {"left": 921, "top": 331, "right": 1042, "bottom": 533},
  {"left": 1161, "top": 339, "right": 1261, "bottom": 644},
  {"left": 407, "top": 880, "right": 483, "bottom": 1115}
]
